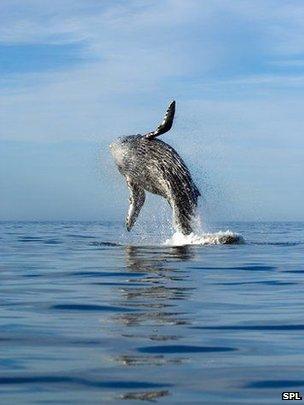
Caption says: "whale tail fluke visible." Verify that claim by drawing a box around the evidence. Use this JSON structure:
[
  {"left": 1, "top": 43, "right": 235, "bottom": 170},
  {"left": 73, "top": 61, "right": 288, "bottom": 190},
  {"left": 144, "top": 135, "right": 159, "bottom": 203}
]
[{"left": 145, "top": 101, "right": 175, "bottom": 139}]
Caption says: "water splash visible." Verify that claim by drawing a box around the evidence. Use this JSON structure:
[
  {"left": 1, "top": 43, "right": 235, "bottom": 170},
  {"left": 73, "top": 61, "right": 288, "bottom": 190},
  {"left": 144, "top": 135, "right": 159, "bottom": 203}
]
[{"left": 164, "top": 230, "right": 244, "bottom": 246}]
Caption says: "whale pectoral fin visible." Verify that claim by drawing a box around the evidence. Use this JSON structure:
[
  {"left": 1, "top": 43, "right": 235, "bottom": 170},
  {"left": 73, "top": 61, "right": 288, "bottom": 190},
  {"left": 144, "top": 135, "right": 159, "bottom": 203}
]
[{"left": 125, "top": 178, "right": 146, "bottom": 231}]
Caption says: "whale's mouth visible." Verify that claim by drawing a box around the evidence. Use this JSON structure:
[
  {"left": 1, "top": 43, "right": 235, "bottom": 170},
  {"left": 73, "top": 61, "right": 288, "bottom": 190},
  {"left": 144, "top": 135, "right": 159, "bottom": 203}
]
[
  {"left": 109, "top": 143, "right": 118, "bottom": 156},
  {"left": 109, "top": 139, "right": 121, "bottom": 151},
  {"left": 109, "top": 140, "right": 128, "bottom": 169}
]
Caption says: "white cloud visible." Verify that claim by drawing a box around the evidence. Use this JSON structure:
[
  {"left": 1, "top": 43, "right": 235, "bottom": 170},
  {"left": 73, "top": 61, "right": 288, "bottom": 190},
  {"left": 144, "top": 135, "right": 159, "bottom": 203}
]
[
  {"left": 0, "top": 0, "right": 304, "bottom": 221},
  {"left": 1, "top": 0, "right": 304, "bottom": 141}
]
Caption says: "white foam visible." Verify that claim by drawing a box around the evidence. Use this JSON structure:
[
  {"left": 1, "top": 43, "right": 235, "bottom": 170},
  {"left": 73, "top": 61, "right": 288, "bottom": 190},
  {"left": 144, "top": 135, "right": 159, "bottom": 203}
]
[{"left": 164, "top": 230, "right": 244, "bottom": 246}]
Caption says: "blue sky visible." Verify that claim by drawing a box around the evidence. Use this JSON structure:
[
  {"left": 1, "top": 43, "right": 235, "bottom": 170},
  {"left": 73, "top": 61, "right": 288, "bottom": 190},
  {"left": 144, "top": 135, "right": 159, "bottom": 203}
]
[{"left": 0, "top": 0, "right": 303, "bottom": 221}]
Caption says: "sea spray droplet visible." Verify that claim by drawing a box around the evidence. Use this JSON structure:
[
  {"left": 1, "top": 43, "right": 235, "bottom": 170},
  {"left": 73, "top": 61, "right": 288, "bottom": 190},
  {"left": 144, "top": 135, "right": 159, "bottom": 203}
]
[{"left": 164, "top": 230, "right": 244, "bottom": 246}]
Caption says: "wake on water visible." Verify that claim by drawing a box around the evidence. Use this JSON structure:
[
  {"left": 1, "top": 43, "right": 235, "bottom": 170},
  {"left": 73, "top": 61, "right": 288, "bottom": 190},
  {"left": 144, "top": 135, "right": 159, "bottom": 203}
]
[
  {"left": 100, "top": 219, "right": 244, "bottom": 247},
  {"left": 163, "top": 212, "right": 244, "bottom": 246},
  {"left": 124, "top": 212, "right": 245, "bottom": 247},
  {"left": 164, "top": 230, "right": 244, "bottom": 246}
]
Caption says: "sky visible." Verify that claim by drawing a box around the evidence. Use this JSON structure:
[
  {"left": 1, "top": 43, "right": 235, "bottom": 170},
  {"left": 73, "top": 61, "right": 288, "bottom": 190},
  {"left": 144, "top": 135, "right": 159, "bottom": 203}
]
[{"left": 0, "top": 0, "right": 303, "bottom": 222}]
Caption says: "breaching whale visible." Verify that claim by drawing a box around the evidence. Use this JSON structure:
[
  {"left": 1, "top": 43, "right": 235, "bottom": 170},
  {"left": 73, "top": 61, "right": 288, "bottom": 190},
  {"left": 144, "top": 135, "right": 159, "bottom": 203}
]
[{"left": 110, "top": 101, "right": 201, "bottom": 235}]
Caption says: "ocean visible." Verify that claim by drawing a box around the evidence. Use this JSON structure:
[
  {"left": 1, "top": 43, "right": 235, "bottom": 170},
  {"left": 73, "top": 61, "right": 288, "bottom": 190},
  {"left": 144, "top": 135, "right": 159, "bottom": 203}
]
[{"left": 0, "top": 221, "right": 303, "bottom": 404}]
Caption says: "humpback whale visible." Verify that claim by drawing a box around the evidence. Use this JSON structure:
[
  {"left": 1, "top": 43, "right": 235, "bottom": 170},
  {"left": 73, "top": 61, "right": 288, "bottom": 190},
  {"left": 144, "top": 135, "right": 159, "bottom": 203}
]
[{"left": 110, "top": 101, "right": 201, "bottom": 235}]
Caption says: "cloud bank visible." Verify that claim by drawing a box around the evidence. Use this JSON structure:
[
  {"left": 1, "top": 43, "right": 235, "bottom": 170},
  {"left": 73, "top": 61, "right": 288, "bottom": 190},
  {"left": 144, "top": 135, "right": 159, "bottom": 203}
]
[{"left": 0, "top": 0, "right": 303, "bottom": 221}]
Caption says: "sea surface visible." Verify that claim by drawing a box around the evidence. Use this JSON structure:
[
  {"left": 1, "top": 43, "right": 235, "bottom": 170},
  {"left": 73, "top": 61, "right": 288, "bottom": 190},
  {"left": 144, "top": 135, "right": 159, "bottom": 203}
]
[{"left": 0, "top": 221, "right": 303, "bottom": 404}]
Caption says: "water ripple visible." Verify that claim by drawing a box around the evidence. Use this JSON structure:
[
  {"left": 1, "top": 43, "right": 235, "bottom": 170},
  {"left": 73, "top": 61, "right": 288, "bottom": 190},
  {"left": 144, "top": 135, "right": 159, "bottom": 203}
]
[
  {"left": 1, "top": 221, "right": 304, "bottom": 403},
  {"left": 192, "top": 324, "right": 304, "bottom": 331},
  {"left": 0, "top": 375, "right": 171, "bottom": 389},
  {"left": 244, "top": 380, "right": 304, "bottom": 389},
  {"left": 137, "top": 345, "right": 237, "bottom": 353},
  {"left": 51, "top": 304, "right": 136, "bottom": 312}
]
